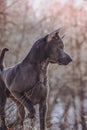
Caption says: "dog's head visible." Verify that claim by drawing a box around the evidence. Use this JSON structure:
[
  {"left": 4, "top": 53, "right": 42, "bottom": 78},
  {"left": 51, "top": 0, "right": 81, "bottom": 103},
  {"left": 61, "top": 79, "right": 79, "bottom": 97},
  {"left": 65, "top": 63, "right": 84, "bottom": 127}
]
[{"left": 45, "top": 28, "right": 72, "bottom": 65}]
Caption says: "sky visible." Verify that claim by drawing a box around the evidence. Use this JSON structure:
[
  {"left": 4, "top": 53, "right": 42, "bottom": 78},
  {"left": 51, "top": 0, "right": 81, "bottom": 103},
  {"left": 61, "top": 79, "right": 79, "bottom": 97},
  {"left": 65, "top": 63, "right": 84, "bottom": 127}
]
[
  {"left": 29, "top": 0, "right": 84, "bottom": 9},
  {"left": 7, "top": 0, "right": 84, "bottom": 10},
  {"left": 28, "top": 0, "right": 84, "bottom": 19}
]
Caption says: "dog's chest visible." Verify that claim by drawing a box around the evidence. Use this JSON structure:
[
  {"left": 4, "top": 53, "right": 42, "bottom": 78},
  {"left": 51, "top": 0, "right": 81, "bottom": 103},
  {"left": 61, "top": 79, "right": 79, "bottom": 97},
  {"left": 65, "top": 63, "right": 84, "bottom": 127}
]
[
  {"left": 25, "top": 62, "right": 48, "bottom": 105},
  {"left": 25, "top": 82, "right": 47, "bottom": 105}
]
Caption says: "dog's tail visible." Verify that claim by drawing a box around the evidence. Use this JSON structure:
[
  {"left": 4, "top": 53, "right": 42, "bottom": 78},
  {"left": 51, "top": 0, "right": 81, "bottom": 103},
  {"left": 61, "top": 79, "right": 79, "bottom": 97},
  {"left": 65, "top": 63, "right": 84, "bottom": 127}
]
[{"left": 0, "top": 48, "right": 9, "bottom": 71}]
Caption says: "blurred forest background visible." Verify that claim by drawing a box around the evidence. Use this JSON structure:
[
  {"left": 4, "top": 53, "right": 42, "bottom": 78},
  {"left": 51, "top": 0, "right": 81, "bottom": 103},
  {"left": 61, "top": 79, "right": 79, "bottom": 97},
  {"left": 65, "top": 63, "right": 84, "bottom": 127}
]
[{"left": 0, "top": 0, "right": 87, "bottom": 130}]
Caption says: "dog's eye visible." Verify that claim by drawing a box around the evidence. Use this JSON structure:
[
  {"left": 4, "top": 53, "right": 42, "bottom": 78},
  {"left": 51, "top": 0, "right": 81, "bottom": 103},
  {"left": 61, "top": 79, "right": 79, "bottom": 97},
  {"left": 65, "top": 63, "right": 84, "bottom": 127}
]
[
  {"left": 52, "top": 36, "right": 58, "bottom": 40},
  {"left": 55, "top": 37, "right": 58, "bottom": 40},
  {"left": 60, "top": 45, "right": 64, "bottom": 49},
  {"left": 59, "top": 44, "right": 64, "bottom": 49}
]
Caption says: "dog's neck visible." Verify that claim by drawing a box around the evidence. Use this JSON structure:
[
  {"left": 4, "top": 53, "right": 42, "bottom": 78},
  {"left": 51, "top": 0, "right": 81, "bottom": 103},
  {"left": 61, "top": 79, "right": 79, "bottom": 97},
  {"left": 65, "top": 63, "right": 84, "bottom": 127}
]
[
  {"left": 39, "top": 59, "right": 49, "bottom": 72},
  {"left": 22, "top": 39, "right": 48, "bottom": 65},
  {"left": 38, "top": 59, "right": 49, "bottom": 83},
  {"left": 22, "top": 41, "right": 49, "bottom": 84}
]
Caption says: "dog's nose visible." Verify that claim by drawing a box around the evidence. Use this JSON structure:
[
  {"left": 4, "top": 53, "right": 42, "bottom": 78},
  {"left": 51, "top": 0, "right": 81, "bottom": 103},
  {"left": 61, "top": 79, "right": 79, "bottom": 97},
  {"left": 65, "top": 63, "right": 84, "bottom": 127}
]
[
  {"left": 69, "top": 57, "right": 72, "bottom": 62},
  {"left": 64, "top": 52, "right": 72, "bottom": 63},
  {"left": 65, "top": 54, "right": 72, "bottom": 64}
]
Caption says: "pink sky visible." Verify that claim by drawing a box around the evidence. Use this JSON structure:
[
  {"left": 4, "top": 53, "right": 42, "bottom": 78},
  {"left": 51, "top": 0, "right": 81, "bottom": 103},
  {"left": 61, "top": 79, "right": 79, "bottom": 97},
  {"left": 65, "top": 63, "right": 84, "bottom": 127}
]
[{"left": 29, "top": 0, "right": 83, "bottom": 9}]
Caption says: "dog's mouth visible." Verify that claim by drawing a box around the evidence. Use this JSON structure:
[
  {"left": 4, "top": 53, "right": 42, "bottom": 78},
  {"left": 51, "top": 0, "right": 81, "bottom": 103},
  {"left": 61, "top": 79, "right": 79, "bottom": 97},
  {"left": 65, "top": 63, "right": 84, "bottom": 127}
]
[
  {"left": 58, "top": 61, "right": 69, "bottom": 65},
  {"left": 57, "top": 58, "right": 72, "bottom": 65},
  {"left": 58, "top": 62, "right": 70, "bottom": 65}
]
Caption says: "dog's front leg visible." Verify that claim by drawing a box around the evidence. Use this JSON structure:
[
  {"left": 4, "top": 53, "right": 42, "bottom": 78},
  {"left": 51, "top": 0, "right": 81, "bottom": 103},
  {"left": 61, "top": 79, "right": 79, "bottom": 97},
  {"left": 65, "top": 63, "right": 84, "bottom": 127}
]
[
  {"left": 16, "top": 101, "right": 25, "bottom": 128},
  {"left": 11, "top": 91, "right": 35, "bottom": 118},
  {"left": 39, "top": 99, "right": 47, "bottom": 130}
]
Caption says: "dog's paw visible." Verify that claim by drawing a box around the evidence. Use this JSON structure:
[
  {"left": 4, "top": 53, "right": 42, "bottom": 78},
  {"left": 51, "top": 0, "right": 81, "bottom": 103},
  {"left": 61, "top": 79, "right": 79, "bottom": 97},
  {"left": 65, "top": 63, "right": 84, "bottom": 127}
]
[
  {"left": 7, "top": 128, "right": 12, "bottom": 130},
  {"left": 28, "top": 113, "right": 35, "bottom": 119}
]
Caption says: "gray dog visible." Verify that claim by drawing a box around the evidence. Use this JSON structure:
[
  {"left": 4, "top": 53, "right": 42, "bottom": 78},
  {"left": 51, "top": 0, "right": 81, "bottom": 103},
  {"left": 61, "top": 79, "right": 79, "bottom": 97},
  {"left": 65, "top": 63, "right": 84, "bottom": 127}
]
[{"left": 0, "top": 28, "right": 72, "bottom": 130}]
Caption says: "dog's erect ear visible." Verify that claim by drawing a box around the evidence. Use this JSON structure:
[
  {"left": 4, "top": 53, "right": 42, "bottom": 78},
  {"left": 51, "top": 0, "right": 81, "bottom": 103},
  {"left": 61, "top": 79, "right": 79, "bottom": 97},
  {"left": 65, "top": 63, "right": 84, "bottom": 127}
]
[{"left": 46, "top": 27, "right": 63, "bottom": 42}]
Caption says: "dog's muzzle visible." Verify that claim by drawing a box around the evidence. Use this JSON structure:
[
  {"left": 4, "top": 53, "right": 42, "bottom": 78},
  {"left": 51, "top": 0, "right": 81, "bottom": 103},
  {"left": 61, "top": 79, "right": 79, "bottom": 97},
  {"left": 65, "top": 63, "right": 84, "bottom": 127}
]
[{"left": 58, "top": 52, "right": 72, "bottom": 65}]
